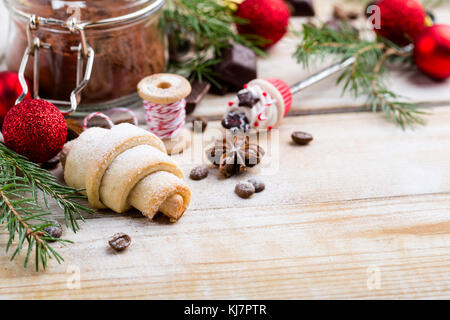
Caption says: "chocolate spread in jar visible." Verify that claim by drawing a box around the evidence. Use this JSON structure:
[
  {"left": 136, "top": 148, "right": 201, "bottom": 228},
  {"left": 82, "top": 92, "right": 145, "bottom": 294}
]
[{"left": 6, "top": 0, "right": 166, "bottom": 110}]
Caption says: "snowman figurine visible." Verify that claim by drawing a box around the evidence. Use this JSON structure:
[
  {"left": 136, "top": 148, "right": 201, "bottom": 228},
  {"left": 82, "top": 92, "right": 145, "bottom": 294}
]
[{"left": 222, "top": 78, "right": 292, "bottom": 132}]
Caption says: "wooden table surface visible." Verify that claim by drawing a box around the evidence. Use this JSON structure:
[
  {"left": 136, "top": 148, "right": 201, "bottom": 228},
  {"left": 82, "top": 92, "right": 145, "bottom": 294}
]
[{"left": 1, "top": 0, "right": 450, "bottom": 299}]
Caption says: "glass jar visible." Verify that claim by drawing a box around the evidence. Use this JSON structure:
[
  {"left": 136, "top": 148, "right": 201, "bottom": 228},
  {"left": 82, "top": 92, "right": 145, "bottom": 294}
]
[{"left": 5, "top": 0, "right": 167, "bottom": 114}]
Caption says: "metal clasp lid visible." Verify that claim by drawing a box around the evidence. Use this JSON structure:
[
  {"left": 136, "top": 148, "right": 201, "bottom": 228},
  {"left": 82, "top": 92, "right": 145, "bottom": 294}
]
[{"left": 15, "top": 14, "right": 95, "bottom": 115}]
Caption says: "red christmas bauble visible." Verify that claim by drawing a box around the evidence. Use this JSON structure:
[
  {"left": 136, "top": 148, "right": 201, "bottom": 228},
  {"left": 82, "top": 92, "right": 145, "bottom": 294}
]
[
  {"left": 2, "top": 99, "right": 67, "bottom": 163},
  {"left": 414, "top": 25, "right": 450, "bottom": 80},
  {"left": 0, "top": 71, "right": 32, "bottom": 130},
  {"left": 236, "top": 0, "right": 290, "bottom": 49},
  {"left": 373, "top": 0, "right": 426, "bottom": 46}
]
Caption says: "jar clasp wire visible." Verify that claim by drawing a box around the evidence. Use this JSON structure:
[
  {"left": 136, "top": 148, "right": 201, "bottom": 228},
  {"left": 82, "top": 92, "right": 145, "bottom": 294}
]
[{"left": 15, "top": 14, "right": 95, "bottom": 115}]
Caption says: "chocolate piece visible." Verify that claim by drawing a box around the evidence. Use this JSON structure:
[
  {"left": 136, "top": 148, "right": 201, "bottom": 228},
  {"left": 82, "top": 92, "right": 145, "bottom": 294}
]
[
  {"left": 238, "top": 90, "right": 260, "bottom": 108},
  {"left": 185, "top": 80, "right": 211, "bottom": 115},
  {"left": 222, "top": 111, "right": 250, "bottom": 133},
  {"left": 216, "top": 44, "right": 257, "bottom": 88},
  {"left": 286, "top": 0, "right": 315, "bottom": 17},
  {"left": 210, "top": 83, "right": 240, "bottom": 96}
]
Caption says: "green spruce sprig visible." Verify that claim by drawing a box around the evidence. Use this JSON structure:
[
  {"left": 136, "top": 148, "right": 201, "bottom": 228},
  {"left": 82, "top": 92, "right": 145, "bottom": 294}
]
[
  {"left": 162, "top": 0, "right": 265, "bottom": 84},
  {"left": 0, "top": 143, "right": 93, "bottom": 270},
  {"left": 294, "top": 23, "right": 427, "bottom": 128}
]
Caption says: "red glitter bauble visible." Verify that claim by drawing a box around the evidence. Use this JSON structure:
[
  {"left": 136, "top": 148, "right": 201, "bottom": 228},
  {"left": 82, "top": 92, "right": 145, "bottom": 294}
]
[
  {"left": 236, "top": 0, "right": 290, "bottom": 48},
  {"left": 373, "top": 0, "right": 426, "bottom": 46},
  {"left": 0, "top": 71, "right": 32, "bottom": 130},
  {"left": 414, "top": 25, "right": 450, "bottom": 80},
  {"left": 2, "top": 99, "right": 67, "bottom": 163}
]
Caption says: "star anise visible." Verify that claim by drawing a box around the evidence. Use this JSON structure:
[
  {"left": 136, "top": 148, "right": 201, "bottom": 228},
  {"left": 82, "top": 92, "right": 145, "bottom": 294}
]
[{"left": 206, "top": 135, "right": 265, "bottom": 178}]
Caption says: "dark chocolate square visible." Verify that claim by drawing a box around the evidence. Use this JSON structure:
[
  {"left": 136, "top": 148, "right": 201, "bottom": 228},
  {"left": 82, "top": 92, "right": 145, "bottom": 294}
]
[
  {"left": 216, "top": 43, "right": 257, "bottom": 88},
  {"left": 185, "top": 80, "right": 211, "bottom": 115}
]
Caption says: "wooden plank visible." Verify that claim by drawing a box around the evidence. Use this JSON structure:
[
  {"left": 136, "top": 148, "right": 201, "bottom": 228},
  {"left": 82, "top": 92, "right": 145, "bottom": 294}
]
[
  {"left": 177, "top": 106, "right": 450, "bottom": 211},
  {"left": 49, "top": 106, "right": 450, "bottom": 215},
  {"left": 1, "top": 193, "right": 449, "bottom": 299},
  {"left": 1, "top": 0, "right": 450, "bottom": 300},
  {"left": 1, "top": 107, "right": 450, "bottom": 299}
]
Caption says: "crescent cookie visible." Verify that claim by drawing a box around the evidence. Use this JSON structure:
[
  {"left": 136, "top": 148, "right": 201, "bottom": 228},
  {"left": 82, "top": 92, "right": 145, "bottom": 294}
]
[{"left": 63, "top": 123, "right": 191, "bottom": 221}]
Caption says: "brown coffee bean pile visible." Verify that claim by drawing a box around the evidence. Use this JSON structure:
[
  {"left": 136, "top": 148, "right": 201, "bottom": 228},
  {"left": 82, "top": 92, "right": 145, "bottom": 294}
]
[
  {"left": 291, "top": 131, "right": 313, "bottom": 145},
  {"left": 109, "top": 233, "right": 131, "bottom": 251},
  {"left": 190, "top": 166, "right": 209, "bottom": 180}
]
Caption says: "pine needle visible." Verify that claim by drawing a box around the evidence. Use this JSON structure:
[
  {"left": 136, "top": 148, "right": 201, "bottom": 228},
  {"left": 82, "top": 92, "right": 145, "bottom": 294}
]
[
  {"left": 294, "top": 23, "right": 428, "bottom": 128},
  {"left": 162, "top": 0, "right": 265, "bottom": 83},
  {"left": 0, "top": 143, "right": 93, "bottom": 271}
]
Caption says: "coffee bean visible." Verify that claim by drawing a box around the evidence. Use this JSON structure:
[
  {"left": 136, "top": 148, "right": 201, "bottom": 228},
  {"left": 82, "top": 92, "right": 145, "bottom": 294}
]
[
  {"left": 190, "top": 166, "right": 209, "bottom": 180},
  {"left": 192, "top": 117, "right": 208, "bottom": 132},
  {"left": 248, "top": 178, "right": 265, "bottom": 193},
  {"left": 235, "top": 181, "right": 255, "bottom": 199},
  {"left": 291, "top": 131, "right": 313, "bottom": 145},
  {"left": 43, "top": 224, "right": 63, "bottom": 242},
  {"left": 109, "top": 233, "right": 131, "bottom": 251}
]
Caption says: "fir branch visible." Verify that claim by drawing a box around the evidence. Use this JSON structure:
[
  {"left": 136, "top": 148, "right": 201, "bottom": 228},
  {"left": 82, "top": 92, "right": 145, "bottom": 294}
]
[
  {"left": 0, "top": 143, "right": 93, "bottom": 270},
  {"left": 294, "top": 23, "right": 427, "bottom": 128},
  {"left": 0, "top": 188, "right": 65, "bottom": 271},
  {"left": 162, "top": 0, "right": 265, "bottom": 83},
  {"left": 166, "top": 57, "right": 223, "bottom": 87},
  {"left": 369, "top": 47, "right": 427, "bottom": 128}
]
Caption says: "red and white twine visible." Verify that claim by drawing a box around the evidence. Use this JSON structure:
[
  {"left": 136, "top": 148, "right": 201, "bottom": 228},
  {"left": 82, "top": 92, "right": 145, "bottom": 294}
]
[
  {"left": 143, "top": 99, "right": 186, "bottom": 140},
  {"left": 83, "top": 108, "right": 139, "bottom": 129}
]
